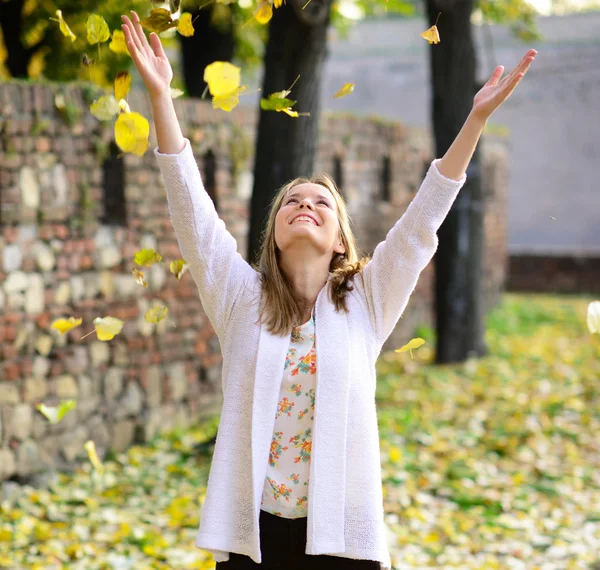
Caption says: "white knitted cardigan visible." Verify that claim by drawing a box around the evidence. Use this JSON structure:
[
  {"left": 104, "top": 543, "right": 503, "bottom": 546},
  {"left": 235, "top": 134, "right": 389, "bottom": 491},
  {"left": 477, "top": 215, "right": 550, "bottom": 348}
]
[{"left": 154, "top": 139, "right": 466, "bottom": 569}]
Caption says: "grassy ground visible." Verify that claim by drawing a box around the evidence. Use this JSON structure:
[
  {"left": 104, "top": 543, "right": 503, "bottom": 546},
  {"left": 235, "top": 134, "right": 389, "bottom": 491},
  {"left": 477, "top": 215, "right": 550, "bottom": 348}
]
[{"left": 1, "top": 293, "right": 599, "bottom": 570}]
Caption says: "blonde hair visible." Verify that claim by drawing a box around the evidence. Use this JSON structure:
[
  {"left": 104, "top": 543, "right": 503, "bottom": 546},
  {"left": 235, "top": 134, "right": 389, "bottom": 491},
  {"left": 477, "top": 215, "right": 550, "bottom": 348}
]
[{"left": 251, "top": 173, "right": 371, "bottom": 336}]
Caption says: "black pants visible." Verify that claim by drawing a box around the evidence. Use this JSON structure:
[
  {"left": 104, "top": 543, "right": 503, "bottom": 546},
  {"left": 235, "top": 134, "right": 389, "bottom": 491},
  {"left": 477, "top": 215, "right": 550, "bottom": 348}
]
[{"left": 215, "top": 509, "right": 381, "bottom": 569}]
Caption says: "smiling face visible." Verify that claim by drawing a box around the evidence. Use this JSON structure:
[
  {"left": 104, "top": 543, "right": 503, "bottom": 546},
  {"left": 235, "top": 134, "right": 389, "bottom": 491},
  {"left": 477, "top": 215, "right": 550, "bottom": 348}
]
[{"left": 274, "top": 182, "right": 346, "bottom": 258}]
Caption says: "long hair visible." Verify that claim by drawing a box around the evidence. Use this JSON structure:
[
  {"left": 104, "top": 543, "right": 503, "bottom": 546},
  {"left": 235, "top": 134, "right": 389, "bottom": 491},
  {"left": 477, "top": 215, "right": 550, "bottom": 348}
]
[{"left": 251, "top": 173, "right": 371, "bottom": 336}]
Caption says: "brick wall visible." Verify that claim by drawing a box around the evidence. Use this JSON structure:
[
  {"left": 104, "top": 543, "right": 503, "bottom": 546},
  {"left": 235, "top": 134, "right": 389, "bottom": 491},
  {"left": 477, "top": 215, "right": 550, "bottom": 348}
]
[{"left": 0, "top": 81, "right": 507, "bottom": 481}]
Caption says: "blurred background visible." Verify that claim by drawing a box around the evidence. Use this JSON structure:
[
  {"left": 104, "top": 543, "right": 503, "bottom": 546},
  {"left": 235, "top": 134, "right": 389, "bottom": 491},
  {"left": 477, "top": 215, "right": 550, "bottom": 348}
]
[{"left": 0, "top": 0, "right": 599, "bottom": 568}]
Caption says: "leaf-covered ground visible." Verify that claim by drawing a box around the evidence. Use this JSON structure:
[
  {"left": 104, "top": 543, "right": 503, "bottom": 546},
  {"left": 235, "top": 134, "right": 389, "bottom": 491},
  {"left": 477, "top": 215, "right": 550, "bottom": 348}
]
[{"left": 1, "top": 293, "right": 599, "bottom": 570}]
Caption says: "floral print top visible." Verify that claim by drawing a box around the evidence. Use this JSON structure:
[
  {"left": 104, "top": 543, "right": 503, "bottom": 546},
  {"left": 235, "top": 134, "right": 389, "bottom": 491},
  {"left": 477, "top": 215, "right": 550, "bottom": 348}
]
[{"left": 260, "top": 307, "right": 316, "bottom": 520}]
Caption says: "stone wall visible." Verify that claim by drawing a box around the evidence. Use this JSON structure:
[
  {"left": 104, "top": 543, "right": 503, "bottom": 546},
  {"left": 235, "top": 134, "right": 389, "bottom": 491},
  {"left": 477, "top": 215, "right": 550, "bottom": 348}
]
[{"left": 0, "top": 81, "right": 507, "bottom": 481}]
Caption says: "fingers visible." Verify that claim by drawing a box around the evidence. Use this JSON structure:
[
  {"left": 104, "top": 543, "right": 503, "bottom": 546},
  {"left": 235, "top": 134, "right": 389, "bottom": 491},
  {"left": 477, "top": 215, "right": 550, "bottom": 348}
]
[
  {"left": 502, "top": 50, "right": 537, "bottom": 86},
  {"left": 485, "top": 65, "right": 504, "bottom": 87},
  {"left": 130, "top": 11, "right": 151, "bottom": 53},
  {"left": 149, "top": 32, "right": 167, "bottom": 60},
  {"left": 121, "top": 15, "right": 144, "bottom": 56}
]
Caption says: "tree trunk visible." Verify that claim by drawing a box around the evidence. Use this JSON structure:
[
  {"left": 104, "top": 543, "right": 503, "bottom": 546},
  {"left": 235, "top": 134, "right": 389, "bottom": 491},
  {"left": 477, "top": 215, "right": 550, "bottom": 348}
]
[
  {"left": 247, "top": 0, "right": 333, "bottom": 265},
  {"left": 0, "top": 0, "right": 30, "bottom": 78},
  {"left": 178, "top": 6, "right": 235, "bottom": 97},
  {"left": 425, "top": 0, "right": 488, "bottom": 363}
]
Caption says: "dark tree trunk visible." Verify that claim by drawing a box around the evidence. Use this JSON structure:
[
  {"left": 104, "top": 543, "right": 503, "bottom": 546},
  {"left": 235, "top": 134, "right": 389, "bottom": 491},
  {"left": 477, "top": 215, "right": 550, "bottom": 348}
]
[
  {"left": 425, "top": 0, "right": 488, "bottom": 363},
  {"left": 178, "top": 6, "right": 235, "bottom": 97},
  {"left": 0, "top": 0, "right": 30, "bottom": 78},
  {"left": 247, "top": 0, "right": 333, "bottom": 265}
]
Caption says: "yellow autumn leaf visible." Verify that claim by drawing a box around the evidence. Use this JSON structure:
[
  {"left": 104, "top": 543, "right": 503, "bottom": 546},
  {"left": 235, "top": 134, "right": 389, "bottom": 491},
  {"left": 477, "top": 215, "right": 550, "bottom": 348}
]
[
  {"left": 114, "top": 112, "right": 149, "bottom": 157},
  {"left": 420, "top": 24, "right": 440, "bottom": 44},
  {"left": 114, "top": 71, "right": 131, "bottom": 101},
  {"left": 93, "top": 316, "right": 124, "bottom": 341},
  {"left": 109, "top": 29, "right": 130, "bottom": 55},
  {"left": 169, "top": 259, "right": 188, "bottom": 280},
  {"left": 203, "top": 61, "right": 241, "bottom": 97},
  {"left": 394, "top": 337, "right": 426, "bottom": 359},
  {"left": 50, "top": 10, "right": 76, "bottom": 42},
  {"left": 118, "top": 98, "right": 131, "bottom": 113},
  {"left": 587, "top": 301, "right": 600, "bottom": 334},
  {"left": 280, "top": 107, "right": 299, "bottom": 117},
  {"left": 37, "top": 400, "right": 76, "bottom": 424},
  {"left": 90, "top": 94, "right": 120, "bottom": 121},
  {"left": 333, "top": 83, "right": 355, "bottom": 98},
  {"left": 170, "top": 87, "right": 185, "bottom": 99},
  {"left": 145, "top": 305, "right": 169, "bottom": 324},
  {"left": 274, "top": 0, "right": 284, "bottom": 7},
  {"left": 141, "top": 8, "right": 176, "bottom": 34},
  {"left": 134, "top": 248, "right": 163, "bottom": 267},
  {"left": 86, "top": 14, "right": 111, "bottom": 45},
  {"left": 388, "top": 446, "right": 402, "bottom": 464},
  {"left": 176, "top": 12, "right": 195, "bottom": 37},
  {"left": 132, "top": 268, "right": 149, "bottom": 288},
  {"left": 84, "top": 440, "right": 104, "bottom": 474},
  {"left": 212, "top": 86, "right": 245, "bottom": 112},
  {"left": 51, "top": 317, "right": 82, "bottom": 335},
  {"left": 256, "top": 3, "right": 273, "bottom": 24}
]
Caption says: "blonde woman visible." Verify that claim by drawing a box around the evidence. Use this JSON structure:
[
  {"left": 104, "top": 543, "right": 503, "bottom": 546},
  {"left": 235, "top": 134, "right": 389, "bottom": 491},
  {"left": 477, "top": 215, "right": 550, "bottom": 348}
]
[{"left": 122, "top": 11, "right": 536, "bottom": 570}]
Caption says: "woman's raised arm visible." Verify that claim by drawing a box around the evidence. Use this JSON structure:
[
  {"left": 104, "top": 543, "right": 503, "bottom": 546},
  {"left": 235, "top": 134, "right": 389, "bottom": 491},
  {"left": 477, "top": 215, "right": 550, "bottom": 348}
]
[{"left": 121, "top": 11, "right": 257, "bottom": 339}]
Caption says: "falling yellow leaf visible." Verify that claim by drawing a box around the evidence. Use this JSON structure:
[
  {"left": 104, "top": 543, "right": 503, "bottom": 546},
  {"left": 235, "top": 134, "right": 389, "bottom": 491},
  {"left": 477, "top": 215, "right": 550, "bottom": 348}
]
[
  {"left": 420, "top": 25, "right": 440, "bottom": 44},
  {"left": 86, "top": 14, "right": 111, "bottom": 45},
  {"left": 176, "top": 12, "right": 195, "bottom": 37},
  {"left": 274, "top": 0, "right": 284, "bottom": 7},
  {"left": 90, "top": 94, "right": 120, "bottom": 121},
  {"left": 84, "top": 440, "right": 104, "bottom": 474},
  {"left": 114, "top": 71, "right": 131, "bottom": 101},
  {"left": 170, "top": 259, "right": 188, "bottom": 280},
  {"left": 256, "top": 3, "right": 273, "bottom": 24},
  {"left": 141, "top": 8, "right": 176, "bottom": 34},
  {"left": 114, "top": 112, "right": 150, "bottom": 156},
  {"left": 170, "top": 87, "right": 185, "bottom": 99},
  {"left": 132, "top": 268, "right": 149, "bottom": 288},
  {"left": 280, "top": 107, "right": 299, "bottom": 117},
  {"left": 212, "top": 86, "right": 246, "bottom": 112},
  {"left": 145, "top": 305, "right": 169, "bottom": 324},
  {"left": 134, "top": 248, "right": 163, "bottom": 267},
  {"left": 203, "top": 61, "right": 241, "bottom": 97},
  {"left": 50, "top": 10, "right": 76, "bottom": 42},
  {"left": 587, "top": 301, "right": 600, "bottom": 334},
  {"left": 37, "top": 400, "right": 77, "bottom": 424},
  {"left": 92, "top": 316, "right": 124, "bottom": 341},
  {"left": 51, "top": 317, "right": 82, "bottom": 335},
  {"left": 394, "top": 337, "right": 426, "bottom": 359},
  {"left": 333, "top": 83, "right": 355, "bottom": 98},
  {"left": 109, "top": 29, "right": 130, "bottom": 55}
]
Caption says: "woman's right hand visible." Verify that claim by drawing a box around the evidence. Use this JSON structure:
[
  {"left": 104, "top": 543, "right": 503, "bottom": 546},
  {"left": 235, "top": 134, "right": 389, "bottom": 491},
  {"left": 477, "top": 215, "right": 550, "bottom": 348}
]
[{"left": 121, "top": 10, "right": 173, "bottom": 99}]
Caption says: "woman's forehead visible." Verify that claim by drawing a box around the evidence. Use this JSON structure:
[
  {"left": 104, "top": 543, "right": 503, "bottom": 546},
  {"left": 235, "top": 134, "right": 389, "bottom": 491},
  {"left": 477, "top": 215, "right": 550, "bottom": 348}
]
[{"left": 285, "top": 182, "right": 331, "bottom": 200}]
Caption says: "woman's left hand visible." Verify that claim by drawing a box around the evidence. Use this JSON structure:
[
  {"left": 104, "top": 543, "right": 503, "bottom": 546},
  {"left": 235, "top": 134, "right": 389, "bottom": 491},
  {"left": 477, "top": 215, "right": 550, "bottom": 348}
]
[{"left": 472, "top": 49, "right": 537, "bottom": 122}]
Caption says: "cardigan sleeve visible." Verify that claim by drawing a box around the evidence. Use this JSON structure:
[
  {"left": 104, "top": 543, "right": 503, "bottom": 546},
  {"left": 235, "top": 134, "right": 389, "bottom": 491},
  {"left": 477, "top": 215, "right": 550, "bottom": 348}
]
[
  {"left": 153, "top": 138, "right": 257, "bottom": 338},
  {"left": 358, "top": 158, "right": 466, "bottom": 348}
]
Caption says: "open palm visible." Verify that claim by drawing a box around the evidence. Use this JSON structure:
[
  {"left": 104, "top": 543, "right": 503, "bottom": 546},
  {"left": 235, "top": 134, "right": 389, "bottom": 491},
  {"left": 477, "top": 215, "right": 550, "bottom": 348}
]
[
  {"left": 472, "top": 49, "right": 537, "bottom": 120},
  {"left": 121, "top": 11, "right": 173, "bottom": 98}
]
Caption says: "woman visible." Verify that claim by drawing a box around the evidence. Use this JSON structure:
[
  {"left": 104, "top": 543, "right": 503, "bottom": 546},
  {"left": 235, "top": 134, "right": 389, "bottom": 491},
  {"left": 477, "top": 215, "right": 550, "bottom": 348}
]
[{"left": 121, "top": 10, "right": 536, "bottom": 570}]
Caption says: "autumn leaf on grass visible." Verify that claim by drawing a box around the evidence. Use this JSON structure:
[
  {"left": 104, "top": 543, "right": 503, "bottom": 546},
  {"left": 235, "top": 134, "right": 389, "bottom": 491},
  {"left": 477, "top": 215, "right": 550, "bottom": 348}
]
[
  {"left": 420, "top": 12, "right": 441, "bottom": 44},
  {"left": 80, "top": 316, "right": 124, "bottom": 341},
  {"left": 49, "top": 10, "right": 76, "bottom": 42},
  {"left": 109, "top": 30, "right": 130, "bottom": 56},
  {"left": 170, "top": 259, "right": 188, "bottom": 280},
  {"left": 333, "top": 83, "right": 355, "bottom": 99},
  {"left": 115, "top": 112, "right": 150, "bottom": 157},
  {"left": 86, "top": 14, "right": 111, "bottom": 45},
  {"left": 132, "top": 268, "right": 149, "bottom": 288},
  {"left": 587, "top": 301, "right": 600, "bottom": 334},
  {"left": 51, "top": 317, "right": 82, "bottom": 335},
  {"left": 394, "top": 337, "right": 426, "bottom": 359},
  {"left": 176, "top": 13, "right": 195, "bottom": 37},
  {"left": 141, "top": 8, "right": 177, "bottom": 34},
  {"left": 37, "top": 400, "right": 76, "bottom": 424},
  {"left": 84, "top": 440, "right": 104, "bottom": 474},
  {"left": 114, "top": 71, "right": 131, "bottom": 101},
  {"left": 145, "top": 305, "right": 169, "bottom": 324},
  {"left": 134, "top": 248, "right": 163, "bottom": 267},
  {"left": 90, "top": 94, "right": 120, "bottom": 121}
]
